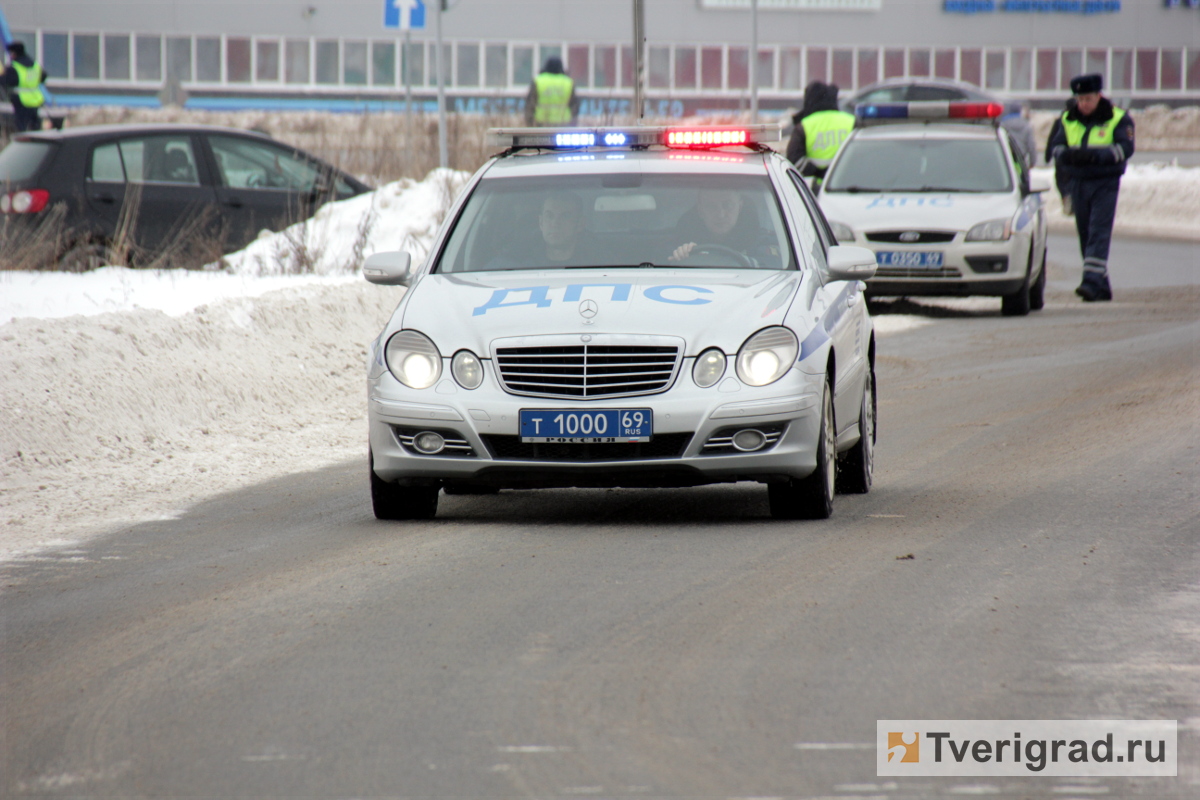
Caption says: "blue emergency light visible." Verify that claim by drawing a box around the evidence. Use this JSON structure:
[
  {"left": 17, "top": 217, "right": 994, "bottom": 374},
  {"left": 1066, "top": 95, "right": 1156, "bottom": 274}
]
[{"left": 855, "top": 101, "right": 1004, "bottom": 122}]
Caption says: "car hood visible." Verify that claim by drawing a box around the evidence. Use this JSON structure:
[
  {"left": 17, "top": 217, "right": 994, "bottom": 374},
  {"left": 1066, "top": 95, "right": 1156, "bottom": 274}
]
[
  {"left": 818, "top": 192, "right": 1017, "bottom": 233},
  {"left": 398, "top": 269, "right": 804, "bottom": 356}
]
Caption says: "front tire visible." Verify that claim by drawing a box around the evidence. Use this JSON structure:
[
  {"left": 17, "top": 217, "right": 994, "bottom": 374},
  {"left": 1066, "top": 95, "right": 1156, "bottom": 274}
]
[
  {"left": 1029, "top": 247, "right": 1046, "bottom": 311},
  {"left": 837, "top": 367, "right": 875, "bottom": 495},
  {"left": 1001, "top": 245, "right": 1035, "bottom": 317},
  {"left": 370, "top": 449, "right": 439, "bottom": 520},
  {"left": 769, "top": 377, "right": 835, "bottom": 520}
]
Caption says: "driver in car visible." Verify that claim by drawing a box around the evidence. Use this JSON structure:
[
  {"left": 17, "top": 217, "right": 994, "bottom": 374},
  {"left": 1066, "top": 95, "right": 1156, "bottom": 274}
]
[{"left": 668, "top": 188, "right": 777, "bottom": 266}]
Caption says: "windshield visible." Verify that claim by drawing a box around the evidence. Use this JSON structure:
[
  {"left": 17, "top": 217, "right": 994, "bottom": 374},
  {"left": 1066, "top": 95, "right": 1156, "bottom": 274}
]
[
  {"left": 435, "top": 173, "right": 795, "bottom": 273},
  {"left": 825, "top": 138, "right": 1012, "bottom": 193}
]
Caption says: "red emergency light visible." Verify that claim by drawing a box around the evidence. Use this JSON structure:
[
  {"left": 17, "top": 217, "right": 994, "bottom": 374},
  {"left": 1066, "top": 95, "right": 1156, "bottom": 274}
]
[{"left": 665, "top": 129, "right": 750, "bottom": 148}]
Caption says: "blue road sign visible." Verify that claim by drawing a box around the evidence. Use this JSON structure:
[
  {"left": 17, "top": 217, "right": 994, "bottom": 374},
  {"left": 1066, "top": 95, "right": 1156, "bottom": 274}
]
[{"left": 384, "top": 0, "right": 426, "bottom": 29}]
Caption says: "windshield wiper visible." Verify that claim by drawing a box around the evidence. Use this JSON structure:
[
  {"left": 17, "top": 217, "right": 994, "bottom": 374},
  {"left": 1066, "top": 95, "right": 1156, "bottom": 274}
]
[
  {"left": 834, "top": 185, "right": 885, "bottom": 193},
  {"left": 913, "top": 186, "right": 978, "bottom": 193}
]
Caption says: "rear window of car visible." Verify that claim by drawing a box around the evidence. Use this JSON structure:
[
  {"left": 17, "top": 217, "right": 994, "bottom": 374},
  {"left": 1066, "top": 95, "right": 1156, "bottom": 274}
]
[
  {"left": 824, "top": 137, "right": 1013, "bottom": 194},
  {"left": 0, "top": 140, "right": 55, "bottom": 183}
]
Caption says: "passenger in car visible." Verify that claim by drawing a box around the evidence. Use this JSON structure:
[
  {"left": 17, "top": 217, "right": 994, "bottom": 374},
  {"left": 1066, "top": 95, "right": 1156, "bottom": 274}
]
[{"left": 486, "top": 191, "right": 597, "bottom": 269}]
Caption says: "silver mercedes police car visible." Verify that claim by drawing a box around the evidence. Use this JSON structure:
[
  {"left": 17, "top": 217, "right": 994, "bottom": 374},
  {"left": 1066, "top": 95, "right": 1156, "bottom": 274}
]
[{"left": 363, "top": 125, "right": 878, "bottom": 520}]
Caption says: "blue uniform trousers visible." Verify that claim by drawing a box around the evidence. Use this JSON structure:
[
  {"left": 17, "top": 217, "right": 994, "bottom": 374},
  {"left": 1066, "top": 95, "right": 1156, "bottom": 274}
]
[{"left": 1070, "top": 176, "right": 1120, "bottom": 294}]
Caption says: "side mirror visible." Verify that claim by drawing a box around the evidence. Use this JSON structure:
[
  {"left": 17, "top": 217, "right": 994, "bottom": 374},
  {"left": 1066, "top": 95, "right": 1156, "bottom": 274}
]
[
  {"left": 363, "top": 251, "right": 412, "bottom": 286},
  {"left": 825, "top": 245, "right": 877, "bottom": 282},
  {"left": 1029, "top": 177, "right": 1051, "bottom": 194}
]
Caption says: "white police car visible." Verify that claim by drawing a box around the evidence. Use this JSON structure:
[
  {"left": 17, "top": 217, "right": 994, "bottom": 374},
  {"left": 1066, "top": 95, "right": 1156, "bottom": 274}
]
[
  {"left": 816, "top": 101, "right": 1049, "bottom": 316},
  {"left": 363, "top": 125, "right": 879, "bottom": 520}
]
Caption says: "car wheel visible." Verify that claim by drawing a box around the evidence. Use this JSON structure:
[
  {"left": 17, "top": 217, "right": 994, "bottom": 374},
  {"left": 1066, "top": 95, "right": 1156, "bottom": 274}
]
[
  {"left": 769, "top": 377, "right": 835, "bottom": 520},
  {"left": 1001, "top": 248, "right": 1033, "bottom": 317},
  {"left": 837, "top": 366, "right": 875, "bottom": 494},
  {"left": 370, "top": 449, "right": 439, "bottom": 520},
  {"left": 1029, "top": 247, "right": 1047, "bottom": 311}
]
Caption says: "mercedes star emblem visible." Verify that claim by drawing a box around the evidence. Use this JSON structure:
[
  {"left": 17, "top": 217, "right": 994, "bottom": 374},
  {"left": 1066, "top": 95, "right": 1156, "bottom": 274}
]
[{"left": 578, "top": 299, "right": 599, "bottom": 319}]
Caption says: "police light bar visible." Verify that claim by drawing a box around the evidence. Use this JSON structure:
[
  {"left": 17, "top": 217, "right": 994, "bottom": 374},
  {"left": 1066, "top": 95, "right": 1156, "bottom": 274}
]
[
  {"left": 855, "top": 101, "right": 1004, "bottom": 122},
  {"left": 489, "top": 125, "right": 781, "bottom": 151}
]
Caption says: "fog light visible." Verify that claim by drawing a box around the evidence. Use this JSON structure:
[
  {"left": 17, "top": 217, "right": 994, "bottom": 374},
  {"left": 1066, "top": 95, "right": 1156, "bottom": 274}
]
[
  {"left": 413, "top": 431, "right": 446, "bottom": 454},
  {"left": 731, "top": 429, "right": 767, "bottom": 452}
]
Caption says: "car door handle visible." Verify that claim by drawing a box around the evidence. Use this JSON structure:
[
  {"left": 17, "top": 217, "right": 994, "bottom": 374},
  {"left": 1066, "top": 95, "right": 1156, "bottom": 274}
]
[
  {"left": 223, "top": 196, "right": 244, "bottom": 208},
  {"left": 91, "top": 192, "right": 116, "bottom": 204}
]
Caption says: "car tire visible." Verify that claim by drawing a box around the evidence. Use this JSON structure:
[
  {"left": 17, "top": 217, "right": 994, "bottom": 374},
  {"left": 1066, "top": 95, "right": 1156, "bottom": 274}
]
[
  {"left": 769, "top": 377, "right": 835, "bottom": 520},
  {"left": 370, "top": 450, "right": 439, "bottom": 520},
  {"left": 1001, "top": 254, "right": 1033, "bottom": 317},
  {"left": 1029, "top": 247, "right": 1047, "bottom": 311},
  {"left": 837, "top": 366, "right": 875, "bottom": 495}
]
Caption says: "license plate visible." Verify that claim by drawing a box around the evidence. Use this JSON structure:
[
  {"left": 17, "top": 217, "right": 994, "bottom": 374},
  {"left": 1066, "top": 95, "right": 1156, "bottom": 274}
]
[
  {"left": 519, "top": 408, "right": 653, "bottom": 443},
  {"left": 875, "top": 250, "right": 944, "bottom": 268}
]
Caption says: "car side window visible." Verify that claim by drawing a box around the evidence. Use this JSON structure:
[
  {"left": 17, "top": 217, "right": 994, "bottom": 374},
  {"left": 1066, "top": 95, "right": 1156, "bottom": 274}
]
[
  {"left": 907, "top": 86, "right": 968, "bottom": 101},
  {"left": 858, "top": 87, "right": 907, "bottom": 104},
  {"left": 90, "top": 142, "right": 125, "bottom": 182},
  {"left": 781, "top": 170, "right": 830, "bottom": 274},
  {"left": 208, "top": 135, "right": 323, "bottom": 192},
  {"left": 120, "top": 136, "right": 200, "bottom": 185}
]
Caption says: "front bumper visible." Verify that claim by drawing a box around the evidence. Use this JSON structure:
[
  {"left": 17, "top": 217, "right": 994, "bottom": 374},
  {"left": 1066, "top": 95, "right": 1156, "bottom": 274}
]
[
  {"left": 859, "top": 234, "right": 1030, "bottom": 298},
  {"left": 368, "top": 368, "right": 825, "bottom": 489}
]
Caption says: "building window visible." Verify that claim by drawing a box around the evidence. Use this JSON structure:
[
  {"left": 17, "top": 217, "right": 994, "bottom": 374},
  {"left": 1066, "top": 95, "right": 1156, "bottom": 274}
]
[
  {"left": 286, "top": 40, "right": 310, "bottom": 84},
  {"left": 1161, "top": 49, "right": 1182, "bottom": 91},
  {"left": 136, "top": 36, "right": 162, "bottom": 81},
  {"left": 568, "top": 44, "right": 589, "bottom": 88},
  {"left": 1010, "top": 49, "right": 1032, "bottom": 92},
  {"left": 649, "top": 46, "right": 670, "bottom": 89},
  {"left": 404, "top": 41, "right": 425, "bottom": 87},
  {"left": 256, "top": 39, "right": 280, "bottom": 82},
  {"left": 1086, "top": 48, "right": 1107, "bottom": 80},
  {"left": 781, "top": 47, "right": 802, "bottom": 90},
  {"left": 485, "top": 44, "right": 508, "bottom": 88},
  {"left": 675, "top": 46, "right": 697, "bottom": 90},
  {"left": 74, "top": 34, "right": 101, "bottom": 79},
  {"left": 513, "top": 45, "right": 534, "bottom": 87},
  {"left": 373, "top": 41, "right": 396, "bottom": 86},
  {"left": 909, "top": 48, "right": 930, "bottom": 78},
  {"left": 1110, "top": 49, "right": 1132, "bottom": 91},
  {"left": 105, "top": 34, "right": 131, "bottom": 81},
  {"left": 1187, "top": 49, "right": 1200, "bottom": 91},
  {"left": 1136, "top": 48, "right": 1158, "bottom": 90},
  {"left": 960, "top": 49, "right": 981, "bottom": 87},
  {"left": 934, "top": 49, "right": 955, "bottom": 80},
  {"left": 344, "top": 41, "right": 368, "bottom": 85},
  {"left": 857, "top": 48, "right": 879, "bottom": 88},
  {"left": 167, "top": 37, "right": 191, "bottom": 82},
  {"left": 757, "top": 48, "right": 774, "bottom": 88},
  {"left": 227, "top": 38, "right": 251, "bottom": 83},
  {"left": 985, "top": 50, "right": 1005, "bottom": 90},
  {"left": 43, "top": 33, "right": 69, "bottom": 78},
  {"left": 1035, "top": 48, "right": 1056, "bottom": 91},
  {"left": 594, "top": 45, "right": 616, "bottom": 89},
  {"left": 620, "top": 45, "right": 635, "bottom": 89},
  {"left": 196, "top": 37, "right": 221, "bottom": 82},
  {"left": 832, "top": 49, "right": 853, "bottom": 89},
  {"left": 1059, "top": 49, "right": 1081, "bottom": 91},
  {"left": 315, "top": 40, "right": 339, "bottom": 84},
  {"left": 429, "top": 43, "right": 451, "bottom": 86},
  {"left": 884, "top": 48, "right": 904, "bottom": 80},
  {"left": 701, "top": 47, "right": 722, "bottom": 89},
  {"left": 457, "top": 42, "right": 480, "bottom": 87},
  {"left": 728, "top": 47, "right": 749, "bottom": 89},
  {"left": 807, "top": 47, "right": 827, "bottom": 83}
]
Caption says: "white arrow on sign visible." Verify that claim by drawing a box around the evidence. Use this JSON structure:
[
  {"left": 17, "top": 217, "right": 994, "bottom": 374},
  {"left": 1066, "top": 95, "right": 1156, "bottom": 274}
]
[{"left": 383, "top": 0, "right": 426, "bottom": 30}]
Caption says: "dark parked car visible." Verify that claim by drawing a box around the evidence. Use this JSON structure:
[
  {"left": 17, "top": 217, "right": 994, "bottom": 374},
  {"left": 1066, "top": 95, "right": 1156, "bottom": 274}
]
[{"left": 0, "top": 123, "right": 370, "bottom": 268}]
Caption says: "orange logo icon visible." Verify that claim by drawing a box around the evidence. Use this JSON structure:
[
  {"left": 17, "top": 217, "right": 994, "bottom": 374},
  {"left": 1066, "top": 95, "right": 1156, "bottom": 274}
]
[{"left": 887, "top": 732, "right": 919, "bottom": 763}]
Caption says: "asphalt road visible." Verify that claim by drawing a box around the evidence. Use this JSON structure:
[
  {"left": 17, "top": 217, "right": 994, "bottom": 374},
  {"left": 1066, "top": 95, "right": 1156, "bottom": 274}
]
[{"left": 3, "top": 245, "right": 1198, "bottom": 798}]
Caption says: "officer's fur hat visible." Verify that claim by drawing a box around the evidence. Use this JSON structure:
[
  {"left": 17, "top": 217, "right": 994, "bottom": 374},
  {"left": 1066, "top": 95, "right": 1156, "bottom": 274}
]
[
  {"left": 1070, "top": 73, "right": 1103, "bottom": 95},
  {"left": 7, "top": 41, "right": 27, "bottom": 58}
]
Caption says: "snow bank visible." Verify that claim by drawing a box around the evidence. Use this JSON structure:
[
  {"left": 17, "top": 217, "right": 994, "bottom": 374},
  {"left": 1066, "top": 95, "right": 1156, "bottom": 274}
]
[{"left": 1033, "top": 163, "right": 1200, "bottom": 241}]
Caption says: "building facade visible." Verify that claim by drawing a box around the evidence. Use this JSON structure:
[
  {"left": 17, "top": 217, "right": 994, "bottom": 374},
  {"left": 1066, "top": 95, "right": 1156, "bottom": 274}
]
[{"left": 5, "top": 0, "right": 1198, "bottom": 113}]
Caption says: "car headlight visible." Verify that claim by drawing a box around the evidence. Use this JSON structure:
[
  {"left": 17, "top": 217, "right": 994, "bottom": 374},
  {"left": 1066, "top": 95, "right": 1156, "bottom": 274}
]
[
  {"left": 965, "top": 218, "right": 1012, "bottom": 242},
  {"left": 736, "top": 327, "right": 798, "bottom": 387},
  {"left": 692, "top": 348, "right": 727, "bottom": 388},
  {"left": 451, "top": 349, "right": 484, "bottom": 390},
  {"left": 385, "top": 330, "right": 442, "bottom": 389},
  {"left": 828, "top": 220, "right": 855, "bottom": 243}
]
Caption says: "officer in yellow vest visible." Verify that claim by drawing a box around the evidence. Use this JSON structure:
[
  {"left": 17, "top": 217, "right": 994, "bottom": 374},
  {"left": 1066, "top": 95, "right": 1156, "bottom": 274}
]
[
  {"left": 1, "top": 42, "right": 48, "bottom": 132},
  {"left": 786, "top": 81, "right": 854, "bottom": 187},
  {"left": 1045, "top": 73, "right": 1135, "bottom": 302},
  {"left": 524, "top": 56, "right": 579, "bottom": 127}
]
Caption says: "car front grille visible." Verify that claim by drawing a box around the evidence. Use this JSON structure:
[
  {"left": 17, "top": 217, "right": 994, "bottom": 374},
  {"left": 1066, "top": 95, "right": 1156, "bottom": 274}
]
[
  {"left": 494, "top": 339, "right": 682, "bottom": 399},
  {"left": 874, "top": 267, "right": 964, "bottom": 279},
  {"left": 482, "top": 433, "right": 693, "bottom": 462},
  {"left": 867, "top": 230, "right": 957, "bottom": 244}
]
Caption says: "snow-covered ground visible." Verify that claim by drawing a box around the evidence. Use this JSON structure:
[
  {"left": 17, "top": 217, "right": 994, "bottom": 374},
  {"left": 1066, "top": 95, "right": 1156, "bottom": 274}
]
[{"left": 2, "top": 163, "right": 1198, "bottom": 563}]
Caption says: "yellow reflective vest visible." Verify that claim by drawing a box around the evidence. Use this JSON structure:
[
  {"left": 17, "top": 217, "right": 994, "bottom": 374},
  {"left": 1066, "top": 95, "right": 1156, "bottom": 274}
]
[
  {"left": 11, "top": 60, "right": 46, "bottom": 109},
  {"left": 534, "top": 72, "right": 573, "bottom": 125},
  {"left": 800, "top": 109, "right": 855, "bottom": 168},
  {"left": 1061, "top": 106, "right": 1127, "bottom": 149}
]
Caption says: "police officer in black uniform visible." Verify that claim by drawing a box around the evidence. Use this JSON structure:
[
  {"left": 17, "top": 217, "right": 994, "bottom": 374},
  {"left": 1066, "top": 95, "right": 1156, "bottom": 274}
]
[{"left": 1045, "top": 73, "right": 1135, "bottom": 302}]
